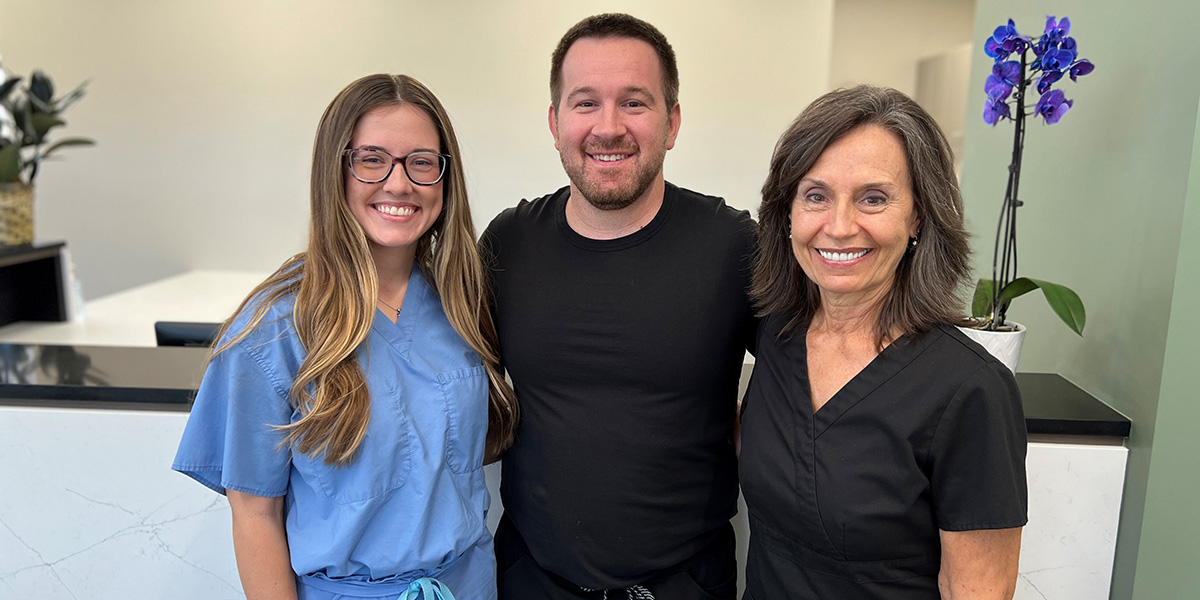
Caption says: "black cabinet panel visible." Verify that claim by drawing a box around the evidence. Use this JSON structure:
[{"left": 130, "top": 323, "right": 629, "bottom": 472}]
[{"left": 0, "top": 242, "right": 67, "bottom": 327}]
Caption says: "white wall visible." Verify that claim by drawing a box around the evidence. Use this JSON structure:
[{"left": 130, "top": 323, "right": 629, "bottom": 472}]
[{"left": 0, "top": 0, "right": 834, "bottom": 299}]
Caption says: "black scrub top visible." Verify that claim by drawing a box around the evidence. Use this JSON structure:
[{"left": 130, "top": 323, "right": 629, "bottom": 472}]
[{"left": 739, "top": 314, "right": 1028, "bottom": 600}]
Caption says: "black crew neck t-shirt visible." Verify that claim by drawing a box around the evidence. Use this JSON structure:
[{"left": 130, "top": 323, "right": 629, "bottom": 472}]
[{"left": 481, "top": 183, "right": 756, "bottom": 589}]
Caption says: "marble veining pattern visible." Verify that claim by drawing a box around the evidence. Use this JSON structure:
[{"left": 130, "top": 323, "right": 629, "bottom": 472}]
[
  {"left": 0, "top": 407, "right": 242, "bottom": 599},
  {"left": 1017, "top": 441, "right": 1128, "bottom": 600}
]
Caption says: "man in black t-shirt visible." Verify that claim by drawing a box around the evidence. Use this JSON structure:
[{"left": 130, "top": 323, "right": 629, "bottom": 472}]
[{"left": 481, "top": 13, "right": 756, "bottom": 600}]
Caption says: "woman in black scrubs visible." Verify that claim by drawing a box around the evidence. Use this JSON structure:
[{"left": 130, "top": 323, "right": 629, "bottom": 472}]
[{"left": 740, "top": 86, "right": 1027, "bottom": 600}]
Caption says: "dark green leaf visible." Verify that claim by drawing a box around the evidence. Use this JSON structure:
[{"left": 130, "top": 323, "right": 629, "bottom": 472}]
[
  {"left": 1027, "top": 278, "right": 1086, "bottom": 335},
  {"left": 52, "top": 80, "right": 88, "bottom": 113},
  {"left": 0, "top": 78, "right": 20, "bottom": 103},
  {"left": 997, "top": 277, "right": 1039, "bottom": 306},
  {"left": 31, "top": 113, "right": 65, "bottom": 138},
  {"left": 18, "top": 99, "right": 36, "bottom": 142},
  {"left": 972, "top": 279, "right": 995, "bottom": 318},
  {"left": 40, "top": 137, "right": 94, "bottom": 161},
  {"left": 29, "top": 70, "right": 53, "bottom": 104},
  {"left": 27, "top": 93, "right": 53, "bottom": 113},
  {"left": 11, "top": 97, "right": 27, "bottom": 131},
  {"left": 0, "top": 145, "right": 20, "bottom": 182}
]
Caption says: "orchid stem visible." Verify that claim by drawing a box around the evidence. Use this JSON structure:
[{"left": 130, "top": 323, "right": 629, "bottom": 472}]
[{"left": 990, "top": 49, "right": 1027, "bottom": 330}]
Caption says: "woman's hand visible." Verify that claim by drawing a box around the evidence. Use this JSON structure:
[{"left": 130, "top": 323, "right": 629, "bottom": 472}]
[
  {"left": 228, "top": 490, "right": 296, "bottom": 600},
  {"left": 938, "top": 527, "right": 1022, "bottom": 600}
]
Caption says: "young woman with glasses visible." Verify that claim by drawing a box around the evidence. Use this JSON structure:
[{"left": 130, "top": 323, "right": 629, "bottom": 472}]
[{"left": 173, "top": 74, "right": 518, "bottom": 600}]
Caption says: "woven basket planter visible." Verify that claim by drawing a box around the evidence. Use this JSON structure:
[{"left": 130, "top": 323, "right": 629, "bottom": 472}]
[{"left": 0, "top": 183, "right": 34, "bottom": 246}]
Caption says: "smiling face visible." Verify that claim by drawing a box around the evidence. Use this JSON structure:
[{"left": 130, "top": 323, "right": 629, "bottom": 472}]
[
  {"left": 345, "top": 104, "right": 444, "bottom": 262},
  {"left": 790, "top": 124, "right": 920, "bottom": 309},
  {"left": 550, "top": 36, "right": 681, "bottom": 211}
]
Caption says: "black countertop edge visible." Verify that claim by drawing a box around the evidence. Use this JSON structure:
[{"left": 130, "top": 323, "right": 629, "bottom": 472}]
[
  {"left": 1016, "top": 372, "right": 1131, "bottom": 438},
  {"left": 1026, "top": 418, "right": 1129, "bottom": 438},
  {"left": 0, "top": 397, "right": 190, "bottom": 412},
  {"left": 0, "top": 383, "right": 195, "bottom": 406}
]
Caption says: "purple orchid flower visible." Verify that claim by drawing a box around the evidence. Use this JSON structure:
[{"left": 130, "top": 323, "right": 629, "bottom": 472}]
[
  {"left": 1045, "top": 16, "right": 1071, "bottom": 41},
  {"left": 986, "top": 75, "right": 1013, "bottom": 101},
  {"left": 1001, "top": 36, "right": 1028, "bottom": 55},
  {"left": 993, "top": 19, "right": 1018, "bottom": 43},
  {"left": 985, "top": 60, "right": 1020, "bottom": 100},
  {"left": 1035, "top": 89, "right": 1073, "bottom": 124},
  {"left": 1069, "top": 59, "right": 1095, "bottom": 81},
  {"left": 1032, "top": 38, "right": 1050, "bottom": 56},
  {"left": 984, "top": 98, "right": 1012, "bottom": 125},
  {"left": 993, "top": 60, "right": 1021, "bottom": 85},
  {"left": 986, "top": 19, "right": 1028, "bottom": 59},
  {"left": 984, "top": 37, "right": 1005, "bottom": 59},
  {"left": 981, "top": 16, "right": 1091, "bottom": 127},
  {"left": 1037, "top": 69, "right": 1063, "bottom": 94},
  {"left": 1041, "top": 47, "right": 1077, "bottom": 71}
]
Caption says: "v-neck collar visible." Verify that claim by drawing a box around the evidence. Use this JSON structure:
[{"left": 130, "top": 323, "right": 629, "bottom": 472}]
[
  {"left": 798, "top": 321, "right": 942, "bottom": 437},
  {"left": 370, "top": 265, "right": 431, "bottom": 362}
]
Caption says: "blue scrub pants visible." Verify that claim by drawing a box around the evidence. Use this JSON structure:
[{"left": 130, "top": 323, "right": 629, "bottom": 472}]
[{"left": 296, "top": 536, "right": 497, "bottom": 600}]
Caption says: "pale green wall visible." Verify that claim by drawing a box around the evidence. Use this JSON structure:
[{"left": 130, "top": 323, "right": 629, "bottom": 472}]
[
  {"left": 960, "top": 1, "right": 1200, "bottom": 598},
  {"left": 1131, "top": 95, "right": 1200, "bottom": 598}
]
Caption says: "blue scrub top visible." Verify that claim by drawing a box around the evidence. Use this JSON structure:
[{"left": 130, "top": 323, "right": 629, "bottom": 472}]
[{"left": 172, "top": 266, "right": 494, "bottom": 596}]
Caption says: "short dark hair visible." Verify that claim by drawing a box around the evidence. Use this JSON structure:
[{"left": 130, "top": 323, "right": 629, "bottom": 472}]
[
  {"left": 752, "top": 85, "right": 972, "bottom": 346},
  {"left": 549, "top": 13, "right": 679, "bottom": 110}
]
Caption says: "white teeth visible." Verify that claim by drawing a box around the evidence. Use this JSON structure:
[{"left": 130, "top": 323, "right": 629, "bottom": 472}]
[
  {"left": 818, "top": 249, "right": 869, "bottom": 262},
  {"left": 375, "top": 205, "right": 415, "bottom": 216},
  {"left": 592, "top": 154, "right": 627, "bottom": 162}
]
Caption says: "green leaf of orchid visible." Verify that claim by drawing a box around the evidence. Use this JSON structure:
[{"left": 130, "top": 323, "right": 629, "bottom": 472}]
[
  {"left": 972, "top": 278, "right": 995, "bottom": 318},
  {"left": 1025, "top": 278, "right": 1086, "bottom": 335},
  {"left": 997, "top": 277, "right": 1039, "bottom": 305},
  {"left": 0, "top": 145, "right": 20, "bottom": 182}
]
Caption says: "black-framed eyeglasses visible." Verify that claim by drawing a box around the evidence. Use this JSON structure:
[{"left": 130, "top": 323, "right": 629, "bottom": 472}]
[{"left": 343, "top": 148, "right": 450, "bottom": 186}]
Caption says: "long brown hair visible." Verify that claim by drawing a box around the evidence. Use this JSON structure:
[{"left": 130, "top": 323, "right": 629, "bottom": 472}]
[
  {"left": 214, "top": 74, "right": 517, "bottom": 465},
  {"left": 752, "top": 85, "right": 972, "bottom": 347}
]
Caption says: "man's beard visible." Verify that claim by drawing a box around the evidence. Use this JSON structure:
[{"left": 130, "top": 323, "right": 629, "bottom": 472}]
[{"left": 560, "top": 140, "right": 665, "bottom": 211}]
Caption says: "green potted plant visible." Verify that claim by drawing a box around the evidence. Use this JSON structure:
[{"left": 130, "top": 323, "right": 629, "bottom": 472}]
[
  {"left": 960, "top": 16, "right": 1093, "bottom": 370},
  {"left": 0, "top": 61, "right": 93, "bottom": 246}
]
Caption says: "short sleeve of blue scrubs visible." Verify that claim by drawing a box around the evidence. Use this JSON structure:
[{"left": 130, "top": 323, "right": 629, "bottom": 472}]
[{"left": 173, "top": 315, "right": 295, "bottom": 498}]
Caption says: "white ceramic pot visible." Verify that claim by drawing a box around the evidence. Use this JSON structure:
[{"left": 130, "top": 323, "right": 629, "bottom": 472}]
[{"left": 956, "top": 321, "right": 1026, "bottom": 373}]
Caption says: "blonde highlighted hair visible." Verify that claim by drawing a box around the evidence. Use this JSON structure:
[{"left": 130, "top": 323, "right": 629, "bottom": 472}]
[{"left": 214, "top": 74, "right": 517, "bottom": 465}]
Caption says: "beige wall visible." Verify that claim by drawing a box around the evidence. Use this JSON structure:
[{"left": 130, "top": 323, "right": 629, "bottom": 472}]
[
  {"left": 0, "top": 0, "right": 834, "bottom": 299},
  {"left": 830, "top": 0, "right": 975, "bottom": 96}
]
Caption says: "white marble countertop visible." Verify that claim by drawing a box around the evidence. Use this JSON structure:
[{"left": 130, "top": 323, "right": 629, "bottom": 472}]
[{"left": 0, "top": 270, "right": 270, "bottom": 348}]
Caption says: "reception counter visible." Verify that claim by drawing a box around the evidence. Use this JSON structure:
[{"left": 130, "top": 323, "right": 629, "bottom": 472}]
[
  {"left": 2, "top": 341, "right": 1129, "bottom": 600},
  {"left": 0, "top": 271, "right": 1130, "bottom": 600}
]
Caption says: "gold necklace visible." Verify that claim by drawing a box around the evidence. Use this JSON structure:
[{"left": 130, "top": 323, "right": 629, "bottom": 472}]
[{"left": 377, "top": 297, "right": 401, "bottom": 318}]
